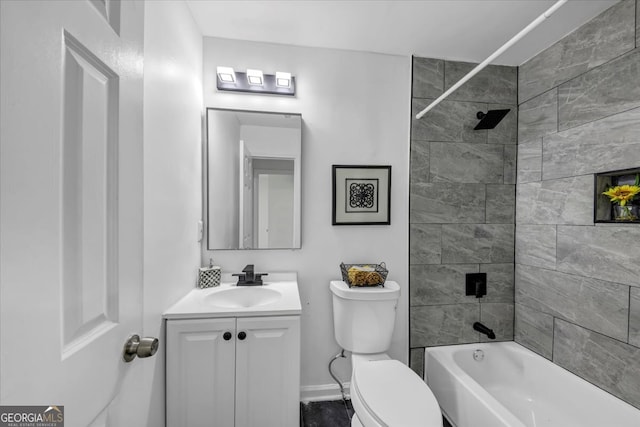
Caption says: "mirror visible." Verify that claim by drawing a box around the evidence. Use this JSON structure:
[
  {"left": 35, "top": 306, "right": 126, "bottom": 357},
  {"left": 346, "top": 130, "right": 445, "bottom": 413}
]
[{"left": 206, "top": 108, "right": 301, "bottom": 249}]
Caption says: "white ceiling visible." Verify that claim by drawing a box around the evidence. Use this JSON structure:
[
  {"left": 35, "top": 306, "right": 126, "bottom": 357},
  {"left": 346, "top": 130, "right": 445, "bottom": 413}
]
[{"left": 185, "top": 0, "right": 619, "bottom": 66}]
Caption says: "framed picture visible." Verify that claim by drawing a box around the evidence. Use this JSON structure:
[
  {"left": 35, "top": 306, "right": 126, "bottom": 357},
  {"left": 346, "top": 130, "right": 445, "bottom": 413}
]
[{"left": 332, "top": 165, "right": 391, "bottom": 225}]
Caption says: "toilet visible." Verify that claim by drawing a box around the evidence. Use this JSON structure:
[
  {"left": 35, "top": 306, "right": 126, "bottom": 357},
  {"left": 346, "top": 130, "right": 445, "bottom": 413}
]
[{"left": 330, "top": 280, "right": 443, "bottom": 427}]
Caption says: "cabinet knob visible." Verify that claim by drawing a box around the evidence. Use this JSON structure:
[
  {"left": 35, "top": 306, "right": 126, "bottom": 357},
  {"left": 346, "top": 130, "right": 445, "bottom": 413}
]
[
  {"left": 238, "top": 331, "right": 247, "bottom": 340},
  {"left": 223, "top": 332, "right": 232, "bottom": 341}
]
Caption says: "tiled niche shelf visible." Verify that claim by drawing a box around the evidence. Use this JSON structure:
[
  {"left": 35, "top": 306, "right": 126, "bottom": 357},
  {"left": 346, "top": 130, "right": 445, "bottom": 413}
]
[{"left": 594, "top": 167, "right": 640, "bottom": 224}]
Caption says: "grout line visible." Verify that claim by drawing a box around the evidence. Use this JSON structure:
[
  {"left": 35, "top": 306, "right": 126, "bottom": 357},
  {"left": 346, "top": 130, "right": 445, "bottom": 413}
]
[
  {"left": 628, "top": 286, "right": 632, "bottom": 344},
  {"left": 442, "top": 60, "right": 446, "bottom": 94},
  {"left": 555, "top": 87, "right": 559, "bottom": 135},
  {"left": 518, "top": 292, "right": 640, "bottom": 351},
  {"left": 556, "top": 104, "right": 640, "bottom": 134},
  {"left": 538, "top": 136, "right": 544, "bottom": 181},
  {"left": 409, "top": 55, "right": 416, "bottom": 353},
  {"left": 518, "top": 85, "right": 558, "bottom": 108},
  {"left": 554, "top": 316, "right": 638, "bottom": 348},
  {"left": 556, "top": 45, "right": 639, "bottom": 90},
  {"left": 518, "top": 260, "right": 631, "bottom": 288},
  {"left": 516, "top": 63, "right": 520, "bottom": 108},
  {"left": 439, "top": 223, "right": 443, "bottom": 265},
  {"left": 427, "top": 140, "right": 431, "bottom": 183},
  {"left": 518, "top": 47, "right": 638, "bottom": 106},
  {"left": 553, "top": 224, "right": 558, "bottom": 269},
  {"left": 551, "top": 316, "right": 556, "bottom": 360}
]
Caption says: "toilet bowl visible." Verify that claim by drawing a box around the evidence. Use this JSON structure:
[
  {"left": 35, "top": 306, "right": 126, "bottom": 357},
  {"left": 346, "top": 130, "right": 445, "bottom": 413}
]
[
  {"left": 351, "top": 357, "right": 442, "bottom": 427},
  {"left": 330, "top": 280, "right": 442, "bottom": 427}
]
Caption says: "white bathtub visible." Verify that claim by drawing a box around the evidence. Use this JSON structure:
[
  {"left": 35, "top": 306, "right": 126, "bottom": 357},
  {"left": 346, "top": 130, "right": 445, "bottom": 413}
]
[{"left": 424, "top": 341, "right": 640, "bottom": 427}]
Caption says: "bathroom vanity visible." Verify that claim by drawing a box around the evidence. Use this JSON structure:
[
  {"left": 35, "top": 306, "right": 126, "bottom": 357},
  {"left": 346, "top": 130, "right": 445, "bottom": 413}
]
[{"left": 164, "top": 273, "right": 301, "bottom": 427}]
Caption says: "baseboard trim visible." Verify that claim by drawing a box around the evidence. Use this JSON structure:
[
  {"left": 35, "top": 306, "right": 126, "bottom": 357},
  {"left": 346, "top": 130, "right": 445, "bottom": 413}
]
[{"left": 300, "top": 383, "right": 351, "bottom": 402}]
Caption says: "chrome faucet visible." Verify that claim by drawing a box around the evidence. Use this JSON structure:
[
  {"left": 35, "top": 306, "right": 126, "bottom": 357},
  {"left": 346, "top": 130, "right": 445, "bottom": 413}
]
[{"left": 233, "top": 264, "right": 268, "bottom": 286}]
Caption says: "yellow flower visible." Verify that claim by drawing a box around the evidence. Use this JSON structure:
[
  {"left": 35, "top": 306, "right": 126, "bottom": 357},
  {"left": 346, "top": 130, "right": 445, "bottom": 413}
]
[{"left": 602, "top": 185, "right": 640, "bottom": 206}]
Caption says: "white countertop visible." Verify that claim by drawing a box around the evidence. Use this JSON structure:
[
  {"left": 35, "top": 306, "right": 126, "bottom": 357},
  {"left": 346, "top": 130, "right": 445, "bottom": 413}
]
[{"left": 163, "top": 272, "right": 301, "bottom": 319}]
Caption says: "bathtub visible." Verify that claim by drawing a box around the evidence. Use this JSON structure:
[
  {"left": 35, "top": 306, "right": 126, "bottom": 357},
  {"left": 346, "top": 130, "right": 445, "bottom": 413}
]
[{"left": 424, "top": 341, "right": 640, "bottom": 427}]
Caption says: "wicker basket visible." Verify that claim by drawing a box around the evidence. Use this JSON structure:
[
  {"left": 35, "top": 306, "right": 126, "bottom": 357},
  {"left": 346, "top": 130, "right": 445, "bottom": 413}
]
[{"left": 340, "top": 262, "right": 388, "bottom": 287}]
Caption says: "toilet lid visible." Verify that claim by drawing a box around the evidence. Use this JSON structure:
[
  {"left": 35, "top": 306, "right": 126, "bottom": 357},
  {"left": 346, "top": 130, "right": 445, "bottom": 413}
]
[
  {"left": 352, "top": 360, "right": 442, "bottom": 427},
  {"left": 330, "top": 280, "right": 400, "bottom": 301}
]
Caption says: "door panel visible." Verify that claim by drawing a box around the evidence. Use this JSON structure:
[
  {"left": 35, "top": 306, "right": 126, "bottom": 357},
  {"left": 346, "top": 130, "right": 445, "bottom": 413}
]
[
  {"left": 61, "top": 29, "right": 120, "bottom": 355},
  {"left": 166, "top": 319, "right": 236, "bottom": 427},
  {"left": 0, "top": 1, "right": 144, "bottom": 425},
  {"left": 235, "top": 316, "right": 300, "bottom": 427}
]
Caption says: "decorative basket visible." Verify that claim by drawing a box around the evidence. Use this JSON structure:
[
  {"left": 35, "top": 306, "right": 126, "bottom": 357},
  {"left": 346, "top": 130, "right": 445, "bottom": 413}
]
[{"left": 340, "top": 262, "right": 388, "bottom": 287}]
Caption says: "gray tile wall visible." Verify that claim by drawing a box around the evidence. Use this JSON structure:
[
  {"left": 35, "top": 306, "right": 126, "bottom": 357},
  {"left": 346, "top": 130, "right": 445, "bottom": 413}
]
[
  {"left": 553, "top": 320, "right": 640, "bottom": 406},
  {"left": 409, "top": 57, "right": 517, "bottom": 372},
  {"left": 515, "top": 0, "right": 640, "bottom": 409},
  {"left": 518, "top": 0, "right": 636, "bottom": 103},
  {"left": 637, "top": 0, "right": 640, "bottom": 47}
]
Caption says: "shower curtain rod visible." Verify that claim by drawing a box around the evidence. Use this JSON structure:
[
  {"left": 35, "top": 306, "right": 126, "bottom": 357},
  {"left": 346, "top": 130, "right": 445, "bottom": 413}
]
[{"left": 415, "top": 0, "right": 568, "bottom": 120}]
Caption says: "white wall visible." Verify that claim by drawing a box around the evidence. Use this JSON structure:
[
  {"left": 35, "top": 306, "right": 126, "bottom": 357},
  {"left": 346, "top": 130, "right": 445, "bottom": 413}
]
[
  {"left": 241, "top": 125, "right": 300, "bottom": 158},
  {"left": 142, "top": 2, "right": 202, "bottom": 425},
  {"left": 207, "top": 110, "right": 240, "bottom": 249},
  {"left": 203, "top": 37, "right": 411, "bottom": 399}
]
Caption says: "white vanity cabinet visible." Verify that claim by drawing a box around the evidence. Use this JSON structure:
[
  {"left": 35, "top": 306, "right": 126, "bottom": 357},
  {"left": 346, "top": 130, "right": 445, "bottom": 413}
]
[{"left": 166, "top": 315, "right": 300, "bottom": 427}]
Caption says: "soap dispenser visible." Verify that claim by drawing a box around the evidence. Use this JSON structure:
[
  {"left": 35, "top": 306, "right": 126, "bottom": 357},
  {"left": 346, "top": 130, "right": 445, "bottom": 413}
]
[{"left": 198, "top": 258, "right": 221, "bottom": 288}]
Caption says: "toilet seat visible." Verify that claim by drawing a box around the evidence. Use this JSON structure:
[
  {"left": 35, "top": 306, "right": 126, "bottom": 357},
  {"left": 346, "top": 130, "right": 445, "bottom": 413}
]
[{"left": 351, "top": 360, "right": 442, "bottom": 427}]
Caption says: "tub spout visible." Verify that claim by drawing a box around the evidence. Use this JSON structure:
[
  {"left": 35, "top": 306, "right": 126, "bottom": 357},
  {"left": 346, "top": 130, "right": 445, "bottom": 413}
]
[{"left": 473, "top": 322, "right": 496, "bottom": 339}]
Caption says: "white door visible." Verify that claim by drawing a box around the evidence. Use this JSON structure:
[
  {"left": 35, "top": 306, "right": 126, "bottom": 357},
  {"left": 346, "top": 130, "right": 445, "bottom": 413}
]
[
  {"left": 1, "top": 1, "right": 146, "bottom": 425},
  {"left": 166, "top": 318, "right": 236, "bottom": 427},
  {"left": 256, "top": 173, "right": 270, "bottom": 247}
]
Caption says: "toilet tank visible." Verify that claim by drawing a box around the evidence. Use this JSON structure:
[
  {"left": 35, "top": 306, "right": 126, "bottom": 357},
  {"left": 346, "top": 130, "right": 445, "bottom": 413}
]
[{"left": 330, "top": 281, "right": 400, "bottom": 354}]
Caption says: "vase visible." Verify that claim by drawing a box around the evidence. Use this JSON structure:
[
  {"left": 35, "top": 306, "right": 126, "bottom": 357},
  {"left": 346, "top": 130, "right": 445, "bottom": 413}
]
[{"left": 613, "top": 205, "right": 639, "bottom": 221}]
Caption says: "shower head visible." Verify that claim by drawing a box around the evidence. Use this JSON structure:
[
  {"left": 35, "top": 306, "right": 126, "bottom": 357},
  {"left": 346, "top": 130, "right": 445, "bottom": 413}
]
[{"left": 474, "top": 109, "right": 510, "bottom": 130}]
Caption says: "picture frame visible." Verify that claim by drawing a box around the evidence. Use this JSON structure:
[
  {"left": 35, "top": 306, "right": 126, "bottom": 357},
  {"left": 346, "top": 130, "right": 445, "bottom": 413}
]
[{"left": 332, "top": 165, "right": 391, "bottom": 225}]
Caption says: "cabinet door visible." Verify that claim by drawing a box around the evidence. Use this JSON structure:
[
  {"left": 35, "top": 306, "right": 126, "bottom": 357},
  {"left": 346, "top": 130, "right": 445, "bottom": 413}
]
[
  {"left": 235, "top": 316, "right": 301, "bottom": 427},
  {"left": 166, "top": 318, "right": 236, "bottom": 427}
]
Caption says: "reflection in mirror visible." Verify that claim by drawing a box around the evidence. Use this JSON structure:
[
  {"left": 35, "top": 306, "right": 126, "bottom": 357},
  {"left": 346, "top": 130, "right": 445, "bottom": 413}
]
[{"left": 206, "top": 108, "right": 301, "bottom": 250}]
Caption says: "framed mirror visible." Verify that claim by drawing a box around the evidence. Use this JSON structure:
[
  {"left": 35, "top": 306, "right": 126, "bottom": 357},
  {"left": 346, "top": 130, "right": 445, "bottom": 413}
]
[{"left": 206, "top": 108, "right": 301, "bottom": 249}]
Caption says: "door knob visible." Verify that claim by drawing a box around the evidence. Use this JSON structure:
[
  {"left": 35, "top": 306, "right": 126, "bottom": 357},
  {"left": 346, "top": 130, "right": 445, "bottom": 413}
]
[
  {"left": 223, "top": 331, "right": 232, "bottom": 341},
  {"left": 123, "top": 334, "right": 159, "bottom": 362},
  {"left": 238, "top": 331, "right": 247, "bottom": 340}
]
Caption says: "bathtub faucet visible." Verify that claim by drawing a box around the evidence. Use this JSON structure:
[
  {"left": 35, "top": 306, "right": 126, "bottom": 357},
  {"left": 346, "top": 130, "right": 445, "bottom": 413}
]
[{"left": 473, "top": 322, "right": 496, "bottom": 339}]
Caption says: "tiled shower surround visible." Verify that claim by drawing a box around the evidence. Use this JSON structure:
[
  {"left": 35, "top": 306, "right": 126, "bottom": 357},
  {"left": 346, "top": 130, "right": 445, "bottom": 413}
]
[
  {"left": 516, "top": 0, "right": 640, "bottom": 409},
  {"left": 408, "top": 57, "right": 518, "bottom": 369},
  {"left": 410, "top": 0, "right": 640, "bottom": 410}
]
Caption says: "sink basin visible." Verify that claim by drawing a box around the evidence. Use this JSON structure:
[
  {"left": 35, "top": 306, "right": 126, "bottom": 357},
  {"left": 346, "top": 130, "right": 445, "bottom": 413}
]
[
  {"left": 204, "top": 287, "right": 282, "bottom": 308},
  {"left": 163, "top": 272, "right": 301, "bottom": 319}
]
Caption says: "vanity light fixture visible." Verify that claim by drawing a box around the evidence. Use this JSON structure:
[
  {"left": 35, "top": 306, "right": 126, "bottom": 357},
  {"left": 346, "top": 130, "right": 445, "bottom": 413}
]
[
  {"left": 216, "top": 66, "right": 236, "bottom": 83},
  {"left": 246, "top": 69, "right": 264, "bottom": 86},
  {"left": 216, "top": 66, "right": 296, "bottom": 96},
  {"left": 275, "top": 71, "right": 291, "bottom": 88}
]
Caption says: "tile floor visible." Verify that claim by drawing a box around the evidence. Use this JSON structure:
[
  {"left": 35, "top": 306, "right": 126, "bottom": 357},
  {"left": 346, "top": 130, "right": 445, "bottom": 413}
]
[
  {"left": 300, "top": 399, "right": 354, "bottom": 427},
  {"left": 300, "top": 399, "right": 452, "bottom": 426}
]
